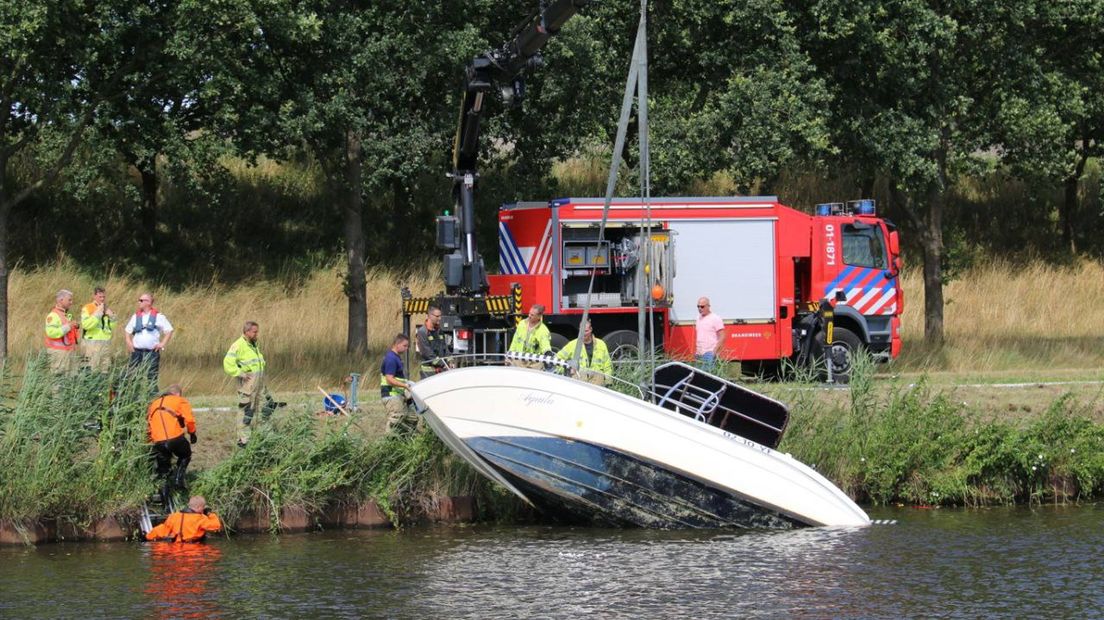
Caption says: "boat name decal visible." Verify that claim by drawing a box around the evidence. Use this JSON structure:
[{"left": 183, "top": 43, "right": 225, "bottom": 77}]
[{"left": 522, "top": 392, "right": 556, "bottom": 407}]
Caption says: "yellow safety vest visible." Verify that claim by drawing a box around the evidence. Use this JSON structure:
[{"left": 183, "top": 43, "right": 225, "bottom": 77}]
[
  {"left": 45, "top": 308, "right": 79, "bottom": 350},
  {"left": 80, "top": 302, "right": 115, "bottom": 341},
  {"left": 556, "top": 337, "right": 613, "bottom": 375},
  {"left": 509, "top": 321, "right": 551, "bottom": 355},
  {"left": 223, "top": 336, "right": 265, "bottom": 377}
]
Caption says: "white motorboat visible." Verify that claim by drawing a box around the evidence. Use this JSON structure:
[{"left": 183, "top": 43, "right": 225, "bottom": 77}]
[{"left": 409, "top": 361, "right": 870, "bottom": 528}]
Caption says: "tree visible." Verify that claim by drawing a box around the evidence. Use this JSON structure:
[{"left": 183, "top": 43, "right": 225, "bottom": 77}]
[
  {"left": 993, "top": 0, "right": 1104, "bottom": 254},
  {"left": 792, "top": 0, "right": 1036, "bottom": 343},
  {"left": 260, "top": 1, "right": 592, "bottom": 353},
  {"left": 0, "top": 0, "right": 165, "bottom": 357}
]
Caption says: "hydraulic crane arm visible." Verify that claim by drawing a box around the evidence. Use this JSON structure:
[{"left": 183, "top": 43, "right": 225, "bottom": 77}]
[{"left": 444, "top": 0, "right": 589, "bottom": 294}]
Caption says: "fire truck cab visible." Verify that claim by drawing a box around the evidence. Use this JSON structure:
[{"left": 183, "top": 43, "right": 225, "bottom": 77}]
[{"left": 486, "top": 196, "right": 902, "bottom": 377}]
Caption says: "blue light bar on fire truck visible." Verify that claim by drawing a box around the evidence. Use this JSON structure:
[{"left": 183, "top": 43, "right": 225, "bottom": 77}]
[
  {"left": 847, "top": 199, "right": 876, "bottom": 215},
  {"left": 816, "top": 200, "right": 876, "bottom": 216}
]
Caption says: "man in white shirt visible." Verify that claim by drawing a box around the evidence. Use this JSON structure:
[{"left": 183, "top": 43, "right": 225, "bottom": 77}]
[{"left": 125, "top": 293, "right": 174, "bottom": 391}]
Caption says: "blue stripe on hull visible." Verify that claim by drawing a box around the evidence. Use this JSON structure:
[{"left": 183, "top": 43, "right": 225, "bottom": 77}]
[{"left": 466, "top": 436, "right": 801, "bottom": 529}]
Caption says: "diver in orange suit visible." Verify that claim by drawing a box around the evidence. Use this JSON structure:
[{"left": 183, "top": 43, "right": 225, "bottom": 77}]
[
  {"left": 148, "top": 384, "right": 197, "bottom": 505},
  {"left": 146, "top": 496, "right": 222, "bottom": 543}
]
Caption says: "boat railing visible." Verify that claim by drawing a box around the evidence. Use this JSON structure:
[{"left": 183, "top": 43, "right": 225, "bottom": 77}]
[
  {"left": 646, "top": 362, "right": 790, "bottom": 449},
  {"left": 428, "top": 352, "right": 645, "bottom": 399}
]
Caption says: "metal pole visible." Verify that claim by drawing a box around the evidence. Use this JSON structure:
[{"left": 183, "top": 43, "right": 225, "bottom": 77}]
[{"left": 636, "top": 0, "right": 652, "bottom": 380}]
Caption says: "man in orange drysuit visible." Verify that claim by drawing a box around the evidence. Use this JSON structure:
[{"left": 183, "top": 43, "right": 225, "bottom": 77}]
[
  {"left": 145, "top": 496, "right": 222, "bottom": 543},
  {"left": 148, "top": 383, "right": 197, "bottom": 505}
]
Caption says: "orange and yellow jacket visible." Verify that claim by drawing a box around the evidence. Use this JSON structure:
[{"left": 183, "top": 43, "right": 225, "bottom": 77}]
[
  {"left": 147, "top": 394, "right": 197, "bottom": 443},
  {"left": 145, "top": 510, "right": 222, "bottom": 543}
]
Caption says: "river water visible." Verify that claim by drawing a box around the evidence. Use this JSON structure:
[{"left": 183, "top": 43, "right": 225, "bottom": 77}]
[{"left": 2, "top": 505, "right": 1101, "bottom": 619}]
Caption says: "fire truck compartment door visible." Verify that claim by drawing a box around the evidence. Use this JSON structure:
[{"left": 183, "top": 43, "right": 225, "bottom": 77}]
[{"left": 668, "top": 219, "right": 776, "bottom": 322}]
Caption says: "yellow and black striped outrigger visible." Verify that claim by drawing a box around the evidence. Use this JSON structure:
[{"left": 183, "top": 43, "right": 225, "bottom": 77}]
[{"left": 399, "top": 284, "right": 524, "bottom": 365}]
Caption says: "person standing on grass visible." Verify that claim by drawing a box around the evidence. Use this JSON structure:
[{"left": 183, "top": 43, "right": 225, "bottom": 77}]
[
  {"left": 80, "top": 286, "right": 116, "bottom": 373},
  {"left": 146, "top": 495, "right": 222, "bottom": 543},
  {"left": 223, "top": 321, "right": 280, "bottom": 447},
  {"left": 148, "top": 384, "right": 197, "bottom": 506},
  {"left": 381, "top": 333, "right": 416, "bottom": 433},
  {"left": 415, "top": 305, "right": 450, "bottom": 379},
  {"left": 695, "top": 296, "right": 725, "bottom": 370},
  {"left": 125, "top": 293, "right": 174, "bottom": 390},
  {"left": 44, "top": 289, "right": 80, "bottom": 374}
]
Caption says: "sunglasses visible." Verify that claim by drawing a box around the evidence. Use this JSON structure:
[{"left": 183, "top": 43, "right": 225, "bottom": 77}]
[{"left": 697, "top": 304, "right": 707, "bottom": 308}]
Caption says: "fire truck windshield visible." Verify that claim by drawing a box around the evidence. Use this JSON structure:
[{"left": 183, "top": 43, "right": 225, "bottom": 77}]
[{"left": 842, "top": 223, "right": 888, "bottom": 269}]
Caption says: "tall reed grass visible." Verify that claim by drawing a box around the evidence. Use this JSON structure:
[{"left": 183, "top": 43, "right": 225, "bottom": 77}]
[
  {"left": 782, "top": 361, "right": 1104, "bottom": 506},
  {"left": 0, "top": 357, "right": 158, "bottom": 529},
  {"left": 9, "top": 260, "right": 441, "bottom": 395},
  {"left": 896, "top": 260, "right": 1104, "bottom": 373},
  {"left": 192, "top": 414, "right": 496, "bottom": 531},
  {"left": 11, "top": 257, "right": 1104, "bottom": 393}
]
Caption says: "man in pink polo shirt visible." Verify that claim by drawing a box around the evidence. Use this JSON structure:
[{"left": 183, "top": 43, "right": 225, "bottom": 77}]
[{"left": 695, "top": 296, "right": 725, "bottom": 369}]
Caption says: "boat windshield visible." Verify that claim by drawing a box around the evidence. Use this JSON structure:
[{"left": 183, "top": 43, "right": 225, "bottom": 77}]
[{"left": 647, "top": 362, "right": 790, "bottom": 448}]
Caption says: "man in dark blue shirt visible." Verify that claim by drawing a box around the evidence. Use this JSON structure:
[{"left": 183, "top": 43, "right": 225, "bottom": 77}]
[{"left": 380, "top": 333, "right": 415, "bottom": 433}]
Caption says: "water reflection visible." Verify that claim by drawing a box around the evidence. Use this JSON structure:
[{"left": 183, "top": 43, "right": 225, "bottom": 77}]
[
  {"left": 2, "top": 506, "right": 1104, "bottom": 618},
  {"left": 143, "top": 543, "right": 223, "bottom": 619}
]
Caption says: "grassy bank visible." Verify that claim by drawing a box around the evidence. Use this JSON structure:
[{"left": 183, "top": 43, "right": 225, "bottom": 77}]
[
  {"left": 0, "top": 360, "right": 511, "bottom": 536},
  {"left": 3, "top": 353, "right": 1104, "bottom": 536},
  {"left": 779, "top": 362, "right": 1104, "bottom": 506}
]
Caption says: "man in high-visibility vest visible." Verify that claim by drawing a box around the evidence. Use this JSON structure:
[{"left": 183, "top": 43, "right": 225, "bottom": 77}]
[
  {"left": 145, "top": 495, "right": 222, "bottom": 543},
  {"left": 415, "top": 305, "right": 450, "bottom": 379},
  {"left": 508, "top": 304, "right": 552, "bottom": 368},
  {"left": 223, "top": 321, "right": 280, "bottom": 447},
  {"left": 80, "top": 286, "right": 116, "bottom": 373},
  {"left": 148, "top": 383, "right": 197, "bottom": 505},
  {"left": 556, "top": 320, "right": 613, "bottom": 385},
  {"left": 380, "top": 333, "right": 416, "bottom": 433},
  {"left": 44, "top": 289, "right": 80, "bottom": 374}
]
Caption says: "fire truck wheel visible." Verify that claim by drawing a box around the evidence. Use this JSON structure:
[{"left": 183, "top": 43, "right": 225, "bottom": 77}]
[
  {"left": 817, "top": 326, "right": 862, "bottom": 384},
  {"left": 549, "top": 332, "right": 569, "bottom": 353},
  {"left": 603, "top": 330, "right": 644, "bottom": 360}
]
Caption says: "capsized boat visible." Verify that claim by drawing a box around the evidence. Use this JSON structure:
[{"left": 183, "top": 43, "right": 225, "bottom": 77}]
[{"left": 409, "top": 360, "right": 869, "bottom": 529}]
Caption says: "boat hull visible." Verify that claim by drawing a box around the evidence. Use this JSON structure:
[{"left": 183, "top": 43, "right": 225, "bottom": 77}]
[{"left": 411, "top": 366, "right": 869, "bottom": 528}]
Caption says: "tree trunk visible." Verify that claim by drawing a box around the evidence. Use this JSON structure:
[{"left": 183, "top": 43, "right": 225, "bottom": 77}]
[
  {"left": 919, "top": 209, "right": 944, "bottom": 344},
  {"left": 921, "top": 142, "right": 948, "bottom": 345},
  {"left": 343, "top": 130, "right": 368, "bottom": 355},
  {"left": 1061, "top": 151, "right": 1088, "bottom": 255},
  {"left": 138, "top": 158, "right": 159, "bottom": 253}
]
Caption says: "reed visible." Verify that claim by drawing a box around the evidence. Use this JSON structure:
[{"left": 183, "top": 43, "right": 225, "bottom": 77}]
[
  {"left": 12, "top": 257, "right": 1104, "bottom": 395},
  {"left": 896, "top": 260, "right": 1104, "bottom": 373},
  {"left": 781, "top": 362, "right": 1104, "bottom": 506},
  {"left": 9, "top": 260, "right": 442, "bottom": 395},
  {"left": 0, "top": 357, "right": 159, "bottom": 527}
]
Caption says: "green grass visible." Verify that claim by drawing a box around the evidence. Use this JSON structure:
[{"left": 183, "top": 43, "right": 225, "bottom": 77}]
[
  {"left": 780, "top": 362, "right": 1104, "bottom": 506},
  {"left": 4, "top": 352, "right": 1104, "bottom": 536}
]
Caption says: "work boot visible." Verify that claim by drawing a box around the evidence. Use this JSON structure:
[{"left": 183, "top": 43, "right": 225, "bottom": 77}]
[
  {"left": 238, "top": 404, "right": 254, "bottom": 444},
  {"left": 158, "top": 481, "right": 172, "bottom": 508},
  {"left": 173, "top": 457, "right": 190, "bottom": 492}
]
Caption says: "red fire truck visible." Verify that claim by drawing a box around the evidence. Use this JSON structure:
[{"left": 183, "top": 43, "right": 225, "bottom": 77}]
[{"left": 479, "top": 195, "right": 903, "bottom": 378}]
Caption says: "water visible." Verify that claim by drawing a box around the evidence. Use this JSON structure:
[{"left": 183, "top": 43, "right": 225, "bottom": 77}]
[{"left": 2, "top": 505, "right": 1103, "bottom": 619}]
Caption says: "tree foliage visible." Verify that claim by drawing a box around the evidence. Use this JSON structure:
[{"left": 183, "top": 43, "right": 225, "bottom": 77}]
[{"left": 3, "top": 0, "right": 1104, "bottom": 354}]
